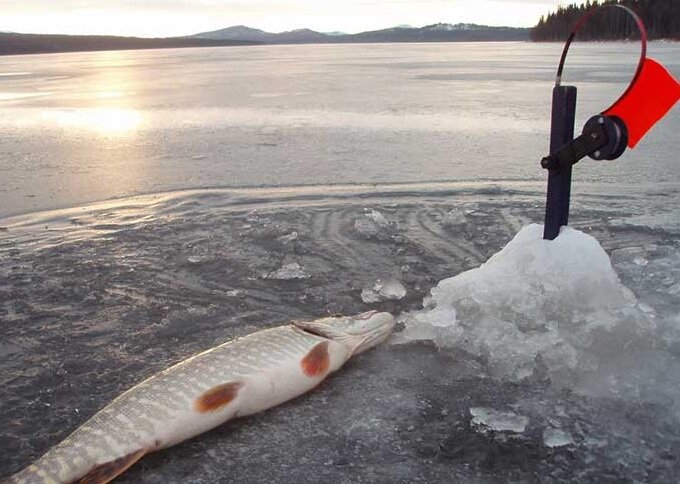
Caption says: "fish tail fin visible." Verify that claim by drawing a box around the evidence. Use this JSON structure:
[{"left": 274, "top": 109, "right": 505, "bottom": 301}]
[
  {"left": 76, "top": 448, "right": 147, "bottom": 484},
  {"left": 5, "top": 447, "right": 147, "bottom": 484}
]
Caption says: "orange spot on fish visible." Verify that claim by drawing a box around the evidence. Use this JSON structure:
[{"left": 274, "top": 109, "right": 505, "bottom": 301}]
[
  {"left": 77, "top": 448, "right": 146, "bottom": 484},
  {"left": 301, "top": 341, "right": 330, "bottom": 377},
  {"left": 195, "top": 381, "right": 244, "bottom": 413}
]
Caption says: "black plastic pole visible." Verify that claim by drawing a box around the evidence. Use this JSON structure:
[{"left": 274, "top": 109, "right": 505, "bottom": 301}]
[{"left": 543, "top": 85, "right": 577, "bottom": 240}]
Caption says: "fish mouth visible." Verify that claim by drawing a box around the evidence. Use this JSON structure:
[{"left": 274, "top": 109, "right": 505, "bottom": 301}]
[
  {"left": 351, "top": 312, "right": 396, "bottom": 355},
  {"left": 295, "top": 323, "right": 328, "bottom": 338},
  {"left": 292, "top": 311, "right": 395, "bottom": 354}
]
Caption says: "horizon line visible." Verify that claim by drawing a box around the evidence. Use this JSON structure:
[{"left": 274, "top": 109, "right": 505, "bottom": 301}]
[{"left": 0, "top": 21, "right": 534, "bottom": 40}]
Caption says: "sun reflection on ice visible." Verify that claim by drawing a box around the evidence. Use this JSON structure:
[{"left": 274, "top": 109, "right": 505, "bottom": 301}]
[
  {"left": 42, "top": 108, "right": 143, "bottom": 135},
  {"left": 38, "top": 50, "right": 144, "bottom": 136}
]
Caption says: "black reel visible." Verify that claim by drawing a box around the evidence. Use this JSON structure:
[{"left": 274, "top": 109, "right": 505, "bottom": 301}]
[
  {"left": 582, "top": 114, "right": 628, "bottom": 161},
  {"left": 540, "top": 113, "right": 628, "bottom": 171}
]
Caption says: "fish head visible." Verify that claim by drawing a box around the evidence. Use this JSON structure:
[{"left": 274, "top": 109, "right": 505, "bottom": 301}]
[{"left": 293, "top": 310, "right": 395, "bottom": 356}]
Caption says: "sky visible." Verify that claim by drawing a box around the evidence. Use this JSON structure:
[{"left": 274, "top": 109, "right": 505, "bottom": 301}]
[{"left": 0, "top": 0, "right": 568, "bottom": 38}]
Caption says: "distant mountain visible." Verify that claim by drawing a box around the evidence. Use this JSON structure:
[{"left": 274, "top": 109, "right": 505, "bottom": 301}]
[
  {"left": 193, "top": 25, "right": 274, "bottom": 42},
  {"left": 0, "top": 21, "right": 529, "bottom": 57},
  {"left": 193, "top": 25, "right": 329, "bottom": 43},
  {"left": 277, "top": 28, "right": 329, "bottom": 43},
  {"left": 0, "top": 32, "right": 258, "bottom": 56},
  {"left": 192, "top": 23, "right": 530, "bottom": 43},
  {"left": 346, "top": 23, "right": 529, "bottom": 42}
]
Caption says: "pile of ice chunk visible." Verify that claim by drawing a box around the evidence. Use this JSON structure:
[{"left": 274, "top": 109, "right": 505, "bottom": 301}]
[
  {"left": 399, "top": 224, "right": 655, "bottom": 388},
  {"left": 543, "top": 427, "right": 574, "bottom": 448},
  {"left": 354, "top": 209, "right": 396, "bottom": 239},
  {"left": 470, "top": 407, "right": 528, "bottom": 433},
  {"left": 265, "top": 262, "right": 311, "bottom": 280},
  {"left": 361, "top": 277, "right": 407, "bottom": 303}
]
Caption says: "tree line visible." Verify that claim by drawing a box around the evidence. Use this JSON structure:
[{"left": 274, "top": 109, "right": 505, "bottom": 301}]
[
  {"left": 531, "top": 0, "right": 680, "bottom": 41},
  {"left": 0, "top": 33, "right": 257, "bottom": 56}
]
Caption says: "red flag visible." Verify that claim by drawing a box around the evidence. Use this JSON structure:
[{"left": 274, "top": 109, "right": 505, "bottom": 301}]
[{"left": 605, "top": 58, "right": 680, "bottom": 148}]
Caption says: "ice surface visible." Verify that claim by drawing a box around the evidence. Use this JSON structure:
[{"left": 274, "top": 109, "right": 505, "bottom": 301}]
[
  {"left": 3, "top": 187, "right": 680, "bottom": 482},
  {"left": 399, "top": 224, "right": 655, "bottom": 387},
  {"left": 441, "top": 208, "right": 467, "bottom": 227},
  {"left": 246, "top": 210, "right": 271, "bottom": 225},
  {"left": 361, "top": 278, "right": 407, "bottom": 303},
  {"left": 1, "top": 43, "right": 678, "bottom": 217},
  {"left": 470, "top": 407, "right": 528, "bottom": 433},
  {"left": 265, "top": 262, "right": 311, "bottom": 280}
]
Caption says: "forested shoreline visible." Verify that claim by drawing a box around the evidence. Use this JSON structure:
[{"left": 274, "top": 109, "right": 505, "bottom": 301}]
[
  {"left": 0, "top": 33, "right": 258, "bottom": 56},
  {"left": 532, "top": 0, "right": 680, "bottom": 41}
]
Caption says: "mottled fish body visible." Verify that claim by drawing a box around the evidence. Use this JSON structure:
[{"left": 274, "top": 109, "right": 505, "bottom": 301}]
[{"left": 5, "top": 311, "right": 395, "bottom": 484}]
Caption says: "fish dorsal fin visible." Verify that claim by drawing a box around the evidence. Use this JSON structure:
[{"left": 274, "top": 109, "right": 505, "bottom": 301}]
[{"left": 77, "top": 448, "right": 146, "bottom": 484}]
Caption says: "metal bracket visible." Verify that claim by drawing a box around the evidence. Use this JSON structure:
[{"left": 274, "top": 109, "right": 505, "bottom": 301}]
[{"left": 541, "top": 121, "right": 607, "bottom": 171}]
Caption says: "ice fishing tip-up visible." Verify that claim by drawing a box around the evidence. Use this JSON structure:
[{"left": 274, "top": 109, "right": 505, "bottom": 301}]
[{"left": 541, "top": 4, "right": 680, "bottom": 241}]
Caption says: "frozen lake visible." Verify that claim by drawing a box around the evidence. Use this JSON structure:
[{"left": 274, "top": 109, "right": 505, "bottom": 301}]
[
  {"left": 2, "top": 182, "right": 680, "bottom": 482},
  {"left": 0, "top": 42, "right": 679, "bottom": 216},
  {"left": 1, "top": 42, "right": 680, "bottom": 482}
]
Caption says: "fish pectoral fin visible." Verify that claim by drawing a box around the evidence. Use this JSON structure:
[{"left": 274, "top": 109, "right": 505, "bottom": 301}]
[
  {"left": 195, "top": 381, "right": 244, "bottom": 413},
  {"left": 301, "top": 341, "right": 331, "bottom": 377},
  {"left": 76, "top": 448, "right": 147, "bottom": 484}
]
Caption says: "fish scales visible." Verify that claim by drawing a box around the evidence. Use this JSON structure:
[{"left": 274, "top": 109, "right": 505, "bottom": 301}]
[
  {"left": 5, "top": 312, "right": 395, "bottom": 484},
  {"left": 6, "top": 326, "right": 339, "bottom": 483}
]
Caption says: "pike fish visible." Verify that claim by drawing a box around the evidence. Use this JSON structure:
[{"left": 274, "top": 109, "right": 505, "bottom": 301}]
[{"left": 5, "top": 311, "right": 395, "bottom": 484}]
